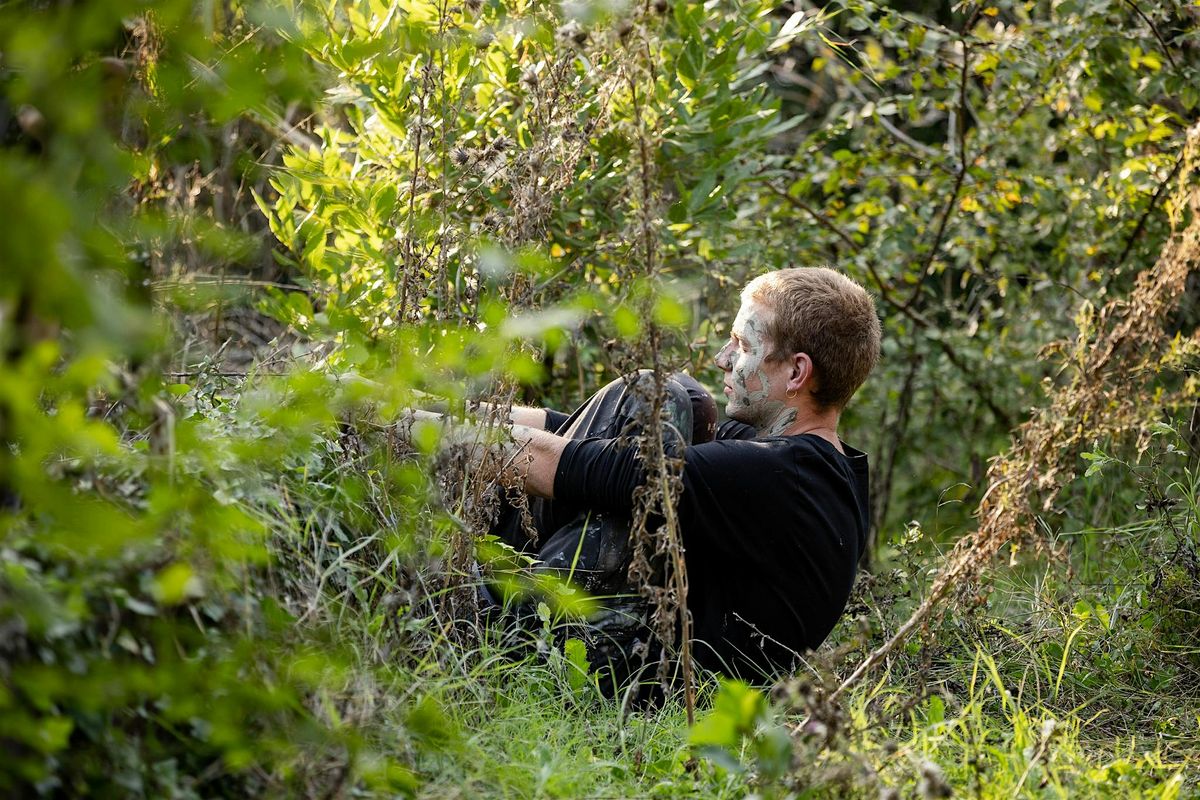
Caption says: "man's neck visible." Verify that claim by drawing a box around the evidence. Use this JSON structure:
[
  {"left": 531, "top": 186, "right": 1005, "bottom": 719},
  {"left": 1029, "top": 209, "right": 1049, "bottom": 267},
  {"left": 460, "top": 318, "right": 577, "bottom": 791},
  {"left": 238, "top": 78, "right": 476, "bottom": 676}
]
[{"left": 757, "top": 404, "right": 843, "bottom": 451}]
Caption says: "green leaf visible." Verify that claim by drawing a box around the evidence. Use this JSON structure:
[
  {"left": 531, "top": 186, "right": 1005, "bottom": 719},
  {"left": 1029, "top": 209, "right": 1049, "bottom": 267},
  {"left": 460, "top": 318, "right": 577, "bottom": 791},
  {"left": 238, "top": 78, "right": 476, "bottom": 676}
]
[
  {"left": 653, "top": 295, "right": 689, "bottom": 328},
  {"left": 564, "top": 638, "right": 591, "bottom": 692},
  {"left": 613, "top": 305, "right": 640, "bottom": 338},
  {"left": 691, "top": 680, "right": 766, "bottom": 748},
  {"left": 676, "top": 38, "right": 704, "bottom": 91},
  {"left": 154, "top": 562, "right": 204, "bottom": 605},
  {"left": 927, "top": 694, "right": 944, "bottom": 725},
  {"left": 406, "top": 695, "right": 456, "bottom": 747},
  {"left": 125, "top": 597, "right": 157, "bottom": 616}
]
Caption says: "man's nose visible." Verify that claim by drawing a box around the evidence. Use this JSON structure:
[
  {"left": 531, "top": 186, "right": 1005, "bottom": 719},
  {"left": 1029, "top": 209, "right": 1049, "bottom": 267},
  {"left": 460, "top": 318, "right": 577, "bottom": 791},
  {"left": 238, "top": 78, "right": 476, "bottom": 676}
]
[{"left": 715, "top": 343, "right": 731, "bottom": 369}]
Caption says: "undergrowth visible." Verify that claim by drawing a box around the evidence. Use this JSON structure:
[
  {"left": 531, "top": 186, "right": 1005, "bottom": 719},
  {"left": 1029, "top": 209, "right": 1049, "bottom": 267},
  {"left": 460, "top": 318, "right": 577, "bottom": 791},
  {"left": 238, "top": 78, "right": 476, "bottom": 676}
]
[
  {"left": 64, "top": 368, "right": 1200, "bottom": 798},
  {"left": 6, "top": 0, "right": 1200, "bottom": 796}
]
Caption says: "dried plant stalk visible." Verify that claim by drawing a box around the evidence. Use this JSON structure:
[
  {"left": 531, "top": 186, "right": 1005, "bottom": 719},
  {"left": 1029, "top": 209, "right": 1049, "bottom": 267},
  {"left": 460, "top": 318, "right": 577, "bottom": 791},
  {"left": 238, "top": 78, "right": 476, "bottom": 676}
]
[{"left": 832, "top": 123, "right": 1200, "bottom": 702}]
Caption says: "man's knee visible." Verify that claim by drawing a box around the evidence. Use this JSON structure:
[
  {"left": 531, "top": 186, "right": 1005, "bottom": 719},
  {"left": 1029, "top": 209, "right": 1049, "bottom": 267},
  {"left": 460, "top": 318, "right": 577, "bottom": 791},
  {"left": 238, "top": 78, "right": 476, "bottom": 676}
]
[
  {"left": 671, "top": 373, "right": 717, "bottom": 444},
  {"left": 621, "top": 370, "right": 717, "bottom": 445},
  {"left": 584, "top": 369, "right": 715, "bottom": 447}
]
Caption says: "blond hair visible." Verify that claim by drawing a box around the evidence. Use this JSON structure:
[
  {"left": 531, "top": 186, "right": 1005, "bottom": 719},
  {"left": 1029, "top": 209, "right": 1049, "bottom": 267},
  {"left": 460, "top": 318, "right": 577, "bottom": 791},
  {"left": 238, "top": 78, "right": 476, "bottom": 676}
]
[{"left": 742, "top": 267, "right": 881, "bottom": 409}]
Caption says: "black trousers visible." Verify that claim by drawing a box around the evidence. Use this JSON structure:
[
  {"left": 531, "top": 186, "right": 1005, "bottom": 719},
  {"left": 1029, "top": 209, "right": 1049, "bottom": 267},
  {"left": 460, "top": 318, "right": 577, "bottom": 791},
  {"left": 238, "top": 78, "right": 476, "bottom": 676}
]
[{"left": 488, "top": 370, "right": 717, "bottom": 690}]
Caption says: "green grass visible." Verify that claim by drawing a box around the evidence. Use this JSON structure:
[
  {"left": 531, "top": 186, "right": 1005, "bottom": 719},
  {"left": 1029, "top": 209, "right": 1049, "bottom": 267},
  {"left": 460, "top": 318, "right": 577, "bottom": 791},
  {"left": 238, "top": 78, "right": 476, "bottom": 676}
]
[
  {"left": 375, "top": 548, "right": 1200, "bottom": 798},
  {"left": 284, "top": 568, "right": 1199, "bottom": 798}
]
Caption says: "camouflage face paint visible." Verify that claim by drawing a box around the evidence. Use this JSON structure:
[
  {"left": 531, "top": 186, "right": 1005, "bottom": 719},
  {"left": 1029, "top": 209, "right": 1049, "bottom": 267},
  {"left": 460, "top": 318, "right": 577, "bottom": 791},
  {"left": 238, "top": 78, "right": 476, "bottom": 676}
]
[{"left": 715, "top": 300, "right": 798, "bottom": 436}]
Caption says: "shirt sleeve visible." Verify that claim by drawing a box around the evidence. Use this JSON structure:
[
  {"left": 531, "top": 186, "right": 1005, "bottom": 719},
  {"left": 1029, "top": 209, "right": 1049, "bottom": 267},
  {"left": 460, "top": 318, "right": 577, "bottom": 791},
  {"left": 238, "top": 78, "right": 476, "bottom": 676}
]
[
  {"left": 553, "top": 437, "right": 648, "bottom": 512},
  {"left": 552, "top": 434, "right": 779, "bottom": 520}
]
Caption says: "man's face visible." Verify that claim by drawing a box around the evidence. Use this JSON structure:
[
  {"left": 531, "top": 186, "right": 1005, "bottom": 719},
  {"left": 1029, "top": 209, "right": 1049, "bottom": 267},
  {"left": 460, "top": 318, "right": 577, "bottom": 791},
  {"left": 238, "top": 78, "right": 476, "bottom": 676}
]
[{"left": 714, "top": 298, "right": 790, "bottom": 430}]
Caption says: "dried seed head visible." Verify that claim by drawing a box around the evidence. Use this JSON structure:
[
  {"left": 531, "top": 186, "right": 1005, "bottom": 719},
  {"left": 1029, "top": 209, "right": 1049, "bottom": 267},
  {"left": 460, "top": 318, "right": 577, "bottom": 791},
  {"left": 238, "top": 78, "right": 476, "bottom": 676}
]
[
  {"left": 489, "top": 134, "right": 511, "bottom": 154},
  {"left": 521, "top": 67, "right": 539, "bottom": 87},
  {"left": 465, "top": 0, "right": 482, "bottom": 11},
  {"left": 653, "top": 0, "right": 669, "bottom": 14},
  {"left": 1039, "top": 717, "right": 1057, "bottom": 741},
  {"left": 482, "top": 210, "right": 501, "bottom": 229},
  {"left": 800, "top": 720, "right": 828, "bottom": 741},
  {"left": 451, "top": 146, "right": 472, "bottom": 167},
  {"left": 617, "top": 20, "right": 634, "bottom": 40},
  {"left": 557, "top": 21, "right": 588, "bottom": 47}
]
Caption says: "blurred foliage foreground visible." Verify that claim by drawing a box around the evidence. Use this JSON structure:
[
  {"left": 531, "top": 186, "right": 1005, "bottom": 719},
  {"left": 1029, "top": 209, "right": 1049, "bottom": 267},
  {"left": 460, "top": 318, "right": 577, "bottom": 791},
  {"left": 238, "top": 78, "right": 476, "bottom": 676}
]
[{"left": 2, "top": 0, "right": 1200, "bottom": 796}]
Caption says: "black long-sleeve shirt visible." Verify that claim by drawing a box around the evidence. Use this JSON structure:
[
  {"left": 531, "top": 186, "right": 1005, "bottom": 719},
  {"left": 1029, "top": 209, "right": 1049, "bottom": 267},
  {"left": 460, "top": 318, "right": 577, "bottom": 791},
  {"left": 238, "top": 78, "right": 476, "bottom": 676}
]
[{"left": 552, "top": 420, "right": 870, "bottom": 679}]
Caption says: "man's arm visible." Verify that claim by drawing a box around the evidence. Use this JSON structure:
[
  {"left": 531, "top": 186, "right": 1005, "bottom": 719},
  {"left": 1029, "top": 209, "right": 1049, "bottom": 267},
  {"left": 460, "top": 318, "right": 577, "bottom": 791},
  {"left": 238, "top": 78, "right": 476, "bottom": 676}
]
[
  {"left": 481, "top": 404, "right": 549, "bottom": 430},
  {"left": 399, "top": 410, "right": 563, "bottom": 498},
  {"left": 402, "top": 385, "right": 552, "bottom": 430},
  {"left": 508, "top": 424, "right": 566, "bottom": 498}
]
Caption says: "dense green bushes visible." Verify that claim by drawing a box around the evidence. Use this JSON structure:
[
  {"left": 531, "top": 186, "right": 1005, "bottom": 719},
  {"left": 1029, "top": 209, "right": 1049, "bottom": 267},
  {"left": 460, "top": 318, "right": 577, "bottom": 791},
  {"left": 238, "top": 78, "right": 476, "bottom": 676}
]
[{"left": 3, "top": 0, "right": 1200, "bottom": 796}]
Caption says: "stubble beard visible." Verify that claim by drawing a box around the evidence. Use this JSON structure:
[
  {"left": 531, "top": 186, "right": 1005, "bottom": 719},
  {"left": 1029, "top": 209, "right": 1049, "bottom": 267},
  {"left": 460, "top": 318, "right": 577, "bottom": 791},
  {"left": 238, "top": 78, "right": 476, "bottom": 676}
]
[{"left": 727, "top": 392, "right": 772, "bottom": 432}]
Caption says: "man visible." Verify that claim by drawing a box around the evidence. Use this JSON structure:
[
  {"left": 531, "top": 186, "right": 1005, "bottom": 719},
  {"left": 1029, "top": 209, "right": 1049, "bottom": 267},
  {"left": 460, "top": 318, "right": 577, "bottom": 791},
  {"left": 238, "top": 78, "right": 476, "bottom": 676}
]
[{"left": 440, "top": 267, "right": 880, "bottom": 681}]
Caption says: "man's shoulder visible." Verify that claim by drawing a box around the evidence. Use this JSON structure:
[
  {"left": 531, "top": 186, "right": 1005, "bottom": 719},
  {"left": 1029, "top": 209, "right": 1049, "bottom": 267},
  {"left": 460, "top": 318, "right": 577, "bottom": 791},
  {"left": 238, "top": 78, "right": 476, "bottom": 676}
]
[
  {"left": 706, "top": 427, "right": 862, "bottom": 457},
  {"left": 713, "top": 421, "right": 866, "bottom": 462},
  {"left": 686, "top": 432, "right": 818, "bottom": 475},
  {"left": 689, "top": 433, "right": 869, "bottom": 488}
]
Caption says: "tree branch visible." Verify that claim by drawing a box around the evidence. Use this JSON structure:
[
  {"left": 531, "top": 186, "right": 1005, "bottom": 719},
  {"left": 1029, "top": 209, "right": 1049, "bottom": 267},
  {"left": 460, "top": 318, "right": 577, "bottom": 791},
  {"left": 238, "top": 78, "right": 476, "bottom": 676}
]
[
  {"left": 900, "top": 36, "right": 973, "bottom": 313},
  {"left": 768, "top": 182, "right": 1012, "bottom": 427},
  {"left": 1115, "top": 150, "right": 1186, "bottom": 271},
  {"left": 767, "top": 182, "right": 862, "bottom": 254},
  {"left": 1123, "top": 0, "right": 1179, "bottom": 70}
]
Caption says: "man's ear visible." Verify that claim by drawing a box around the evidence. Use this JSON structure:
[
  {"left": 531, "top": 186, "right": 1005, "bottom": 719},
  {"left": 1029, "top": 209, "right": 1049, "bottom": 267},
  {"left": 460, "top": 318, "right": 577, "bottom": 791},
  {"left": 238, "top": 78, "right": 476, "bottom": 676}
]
[{"left": 788, "top": 352, "right": 815, "bottom": 394}]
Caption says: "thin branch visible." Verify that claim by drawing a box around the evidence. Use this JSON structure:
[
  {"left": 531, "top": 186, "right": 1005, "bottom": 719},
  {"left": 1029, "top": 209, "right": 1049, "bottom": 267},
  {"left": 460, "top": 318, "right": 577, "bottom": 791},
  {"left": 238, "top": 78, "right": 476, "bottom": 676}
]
[
  {"left": 1123, "top": 0, "right": 1179, "bottom": 70},
  {"left": 899, "top": 33, "right": 974, "bottom": 314},
  {"left": 628, "top": 58, "right": 696, "bottom": 726},
  {"left": 767, "top": 182, "right": 862, "bottom": 254},
  {"left": 936, "top": 338, "right": 1012, "bottom": 428},
  {"left": 767, "top": 181, "right": 930, "bottom": 328},
  {"left": 1115, "top": 151, "right": 1186, "bottom": 271},
  {"left": 837, "top": 66, "right": 940, "bottom": 159},
  {"left": 152, "top": 276, "right": 311, "bottom": 292},
  {"left": 247, "top": 108, "right": 321, "bottom": 152},
  {"left": 399, "top": 65, "right": 432, "bottom": 324},
  {"left": 164, "top": 370, "right": 264, "bottom": 378},
  {"left": 868, "top": 349, "right": 923, "bottom": 560},
  {"left": 767, "top": 183, "right": 1011, "bottom": 427}
]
